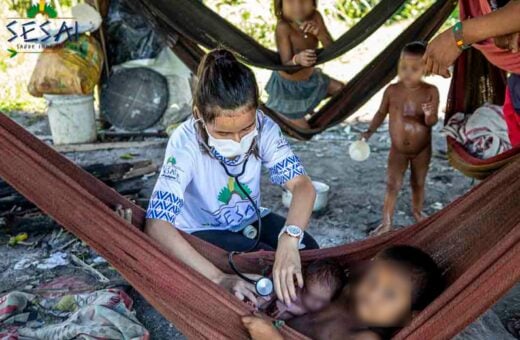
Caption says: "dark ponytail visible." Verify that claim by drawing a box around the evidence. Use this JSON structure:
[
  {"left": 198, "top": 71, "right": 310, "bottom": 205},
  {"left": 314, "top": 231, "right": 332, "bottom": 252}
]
[{"left": 193, "top": 49, "right": 259, "bottom": 123}]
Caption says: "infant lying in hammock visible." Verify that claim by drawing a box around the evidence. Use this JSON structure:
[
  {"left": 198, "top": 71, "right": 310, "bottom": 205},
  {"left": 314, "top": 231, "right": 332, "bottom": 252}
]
[
  {"left": 247, "top": 245, "right": 443, "bottom": 340},
  {"left": 260, "top": 260, "right": 346, "bottom": 320}
]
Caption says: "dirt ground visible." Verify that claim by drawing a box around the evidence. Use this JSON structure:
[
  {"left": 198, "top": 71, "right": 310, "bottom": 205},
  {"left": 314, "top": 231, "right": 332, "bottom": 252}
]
[{"left": 0, "top": 112, "right": 518, "bottom": 339}]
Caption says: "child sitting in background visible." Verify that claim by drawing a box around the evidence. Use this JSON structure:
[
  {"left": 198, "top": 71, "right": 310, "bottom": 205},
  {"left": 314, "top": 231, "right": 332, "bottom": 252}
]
[
  {"left": 265, "top": 0, "right": 343, "bottom": 129},
  {"left": 362, "top": 41, "right": 440, "bottom": 236},
  {"left": 262, "top": 259, "right": 345, "bottom": 320},
  {"left": 243, "top": 245, "right": 443, "bottom": 340}
]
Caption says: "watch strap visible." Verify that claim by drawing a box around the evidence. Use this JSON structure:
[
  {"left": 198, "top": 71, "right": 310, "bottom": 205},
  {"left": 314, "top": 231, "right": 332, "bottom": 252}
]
[{"left": 278, "top": 225, "right": 304, "bottom": 246}]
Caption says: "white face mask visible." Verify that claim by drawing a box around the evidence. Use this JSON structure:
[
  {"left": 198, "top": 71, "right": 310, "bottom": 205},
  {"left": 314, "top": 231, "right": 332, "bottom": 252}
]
[{"left": 204, "top": 123, "right": 258, "bottom": 158}]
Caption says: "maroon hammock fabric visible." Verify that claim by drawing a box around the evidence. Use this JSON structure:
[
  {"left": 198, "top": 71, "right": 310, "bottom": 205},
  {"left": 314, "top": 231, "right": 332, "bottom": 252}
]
[{"left": 0, "top": 113, "right": 518, "bottom": 339}]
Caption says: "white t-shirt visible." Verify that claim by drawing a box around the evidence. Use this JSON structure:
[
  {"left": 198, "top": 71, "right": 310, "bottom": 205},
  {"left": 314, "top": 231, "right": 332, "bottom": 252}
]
[{"left": 146, "top": 110, "right": 307, "bottom": 233}]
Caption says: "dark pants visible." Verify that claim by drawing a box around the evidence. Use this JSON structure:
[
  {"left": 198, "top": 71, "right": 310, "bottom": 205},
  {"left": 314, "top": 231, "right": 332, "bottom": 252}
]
[{"left": 192, "top": 213, "right": 319, "bottom": 252}]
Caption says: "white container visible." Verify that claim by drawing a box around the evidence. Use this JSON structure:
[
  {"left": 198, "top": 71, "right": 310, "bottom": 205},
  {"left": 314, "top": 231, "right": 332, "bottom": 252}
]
[
  {"left": 45, "top": 94, "right": 97, "bottom": 145},
  {"left": 349, "top": 138, "right": 371, "bottom": 162},
  {"left": 282, "top": 181, "right": 330, "bottom": 212}
]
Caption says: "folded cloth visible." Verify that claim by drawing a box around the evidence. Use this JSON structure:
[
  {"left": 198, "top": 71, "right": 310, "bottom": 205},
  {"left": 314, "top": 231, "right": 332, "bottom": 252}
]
[
  {"left": 265, "top": 68, "right": 330, "bottom": 119},
  {"left": 442, "top": 103, "right": 512, "bottom": 159}
]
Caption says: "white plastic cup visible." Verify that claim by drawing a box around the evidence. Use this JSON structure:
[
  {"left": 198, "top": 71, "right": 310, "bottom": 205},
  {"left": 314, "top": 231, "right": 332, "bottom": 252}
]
[{"left": 349, "top": 138, "right": 371, "bottom": 162}]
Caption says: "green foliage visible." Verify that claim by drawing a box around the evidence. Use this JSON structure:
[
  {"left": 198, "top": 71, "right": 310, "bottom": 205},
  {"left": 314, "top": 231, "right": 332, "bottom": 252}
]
[{"left": 206, "top": 0, "right": 456, "bottom": 48}]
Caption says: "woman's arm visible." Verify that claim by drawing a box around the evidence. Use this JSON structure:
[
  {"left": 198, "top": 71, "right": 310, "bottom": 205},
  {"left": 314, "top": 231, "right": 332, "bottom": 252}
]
[
  {"left": 145, "top": 219, "right": 259, "bottom": 304},
  {"left": 273, "top": 175, "right": 316, "bottom": 305},
  {"left": 424, "top": 1, "right": 520, "bottom": 77},
  {"left": 458, "top": 1, "right": 520, "bottom": 45}
]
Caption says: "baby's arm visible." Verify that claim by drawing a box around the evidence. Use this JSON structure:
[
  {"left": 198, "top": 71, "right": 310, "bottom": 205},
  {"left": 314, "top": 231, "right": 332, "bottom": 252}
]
[
  {"left": 242, "top": 315, "right": 284, "bottom": 340},
  {"left": 275, "top": 22, "right": 316, "bottom": 67},
  {"left": 422, "top": 86, "right": 440, "bottom": 127},
  {"left": 361, "top": 87, "right": 391, "bottom": 140}
]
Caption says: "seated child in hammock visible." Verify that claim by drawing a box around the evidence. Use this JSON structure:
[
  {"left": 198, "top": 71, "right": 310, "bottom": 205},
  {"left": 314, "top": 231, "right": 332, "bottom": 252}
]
[
  {"left": 361, "top": 41, "right": 440, "bottom": 236},
  {"left": 265, "top": 0, "right": 343, "bottom": 129},
  {"left": 243, "top": 245, "right": 443, "bottom": 340},
  {"left": 260, "top": 259, "right": 346, "bottom": 320}
]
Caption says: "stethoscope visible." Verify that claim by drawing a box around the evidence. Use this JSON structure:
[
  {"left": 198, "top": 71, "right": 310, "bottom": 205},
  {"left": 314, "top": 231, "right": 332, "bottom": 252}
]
[{"left": 197, "top": 120, "right": 274, "bottom": 297}]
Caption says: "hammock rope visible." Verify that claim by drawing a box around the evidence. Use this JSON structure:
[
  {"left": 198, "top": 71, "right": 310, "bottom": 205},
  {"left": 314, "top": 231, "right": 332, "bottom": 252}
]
[
  {"left": 135, "top": 0, "right": 457, "bottom": 140},
  {"left": 0, "top": 113, "right": 518, "bottom": 339}
]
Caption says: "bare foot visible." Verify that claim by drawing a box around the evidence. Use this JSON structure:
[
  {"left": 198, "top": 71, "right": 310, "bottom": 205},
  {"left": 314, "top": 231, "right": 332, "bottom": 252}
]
[
  {"left": 412, "top": 211, "right": 427, "bottom": 222},
  {"left": 370, "top": 223, "right": 394, "bottom": 236},
  {"left": 115, "top": 204, "right": 133, "bottom": 223}
]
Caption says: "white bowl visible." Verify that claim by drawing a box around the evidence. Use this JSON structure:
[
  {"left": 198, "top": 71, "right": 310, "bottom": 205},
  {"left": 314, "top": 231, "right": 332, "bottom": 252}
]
[
  {"left": 349, "top": 139, "right": 371, "bottom": 162},
  {"left": 282, "top": 181, "right": 330, "bottom": 212}
]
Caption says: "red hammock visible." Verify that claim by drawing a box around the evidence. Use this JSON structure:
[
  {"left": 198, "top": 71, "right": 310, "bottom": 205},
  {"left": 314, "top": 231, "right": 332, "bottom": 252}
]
[
  {"left": 0, "top": 112, "right": 518, "bottom": 339},
  {"left": 444, "top": 0, "right": 520, "bottom": 179},
  {"left": 445, "top": 46, "right": 520, "bottom": 179}
]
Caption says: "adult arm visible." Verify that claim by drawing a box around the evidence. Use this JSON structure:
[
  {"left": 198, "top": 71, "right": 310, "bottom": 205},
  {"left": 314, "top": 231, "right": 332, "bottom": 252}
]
[
  {"left": 424, "top": 1, "right": 520, "bottom": 77},
  {"left": 145, "top": 219, "right": 259, "bottom": 304},
  {"left": 273, "top": 174, "right": 316, "bottom": 305}
]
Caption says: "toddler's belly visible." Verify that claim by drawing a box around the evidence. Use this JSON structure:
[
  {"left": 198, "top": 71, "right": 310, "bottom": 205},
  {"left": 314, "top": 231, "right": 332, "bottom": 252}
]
[{"left": 390, "top": 121, "right": 431, "bottom": 155}]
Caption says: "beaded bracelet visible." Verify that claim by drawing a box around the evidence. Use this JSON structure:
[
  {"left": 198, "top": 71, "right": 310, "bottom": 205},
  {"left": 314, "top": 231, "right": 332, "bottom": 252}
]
[
  {"left": 453, "top": 22, "right": 471, "bottom": 50},
  {"left": 292, "top": 54, "right": 298, "bottom": 65}
]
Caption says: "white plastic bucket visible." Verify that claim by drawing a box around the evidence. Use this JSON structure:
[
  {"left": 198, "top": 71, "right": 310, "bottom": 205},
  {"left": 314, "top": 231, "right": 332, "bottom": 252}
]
[
  {"left": 45, "top": 94, "right": 97, "bottom": 145},
  {"left": 282, "top": 181, "right": 330, "bottom": 212}
]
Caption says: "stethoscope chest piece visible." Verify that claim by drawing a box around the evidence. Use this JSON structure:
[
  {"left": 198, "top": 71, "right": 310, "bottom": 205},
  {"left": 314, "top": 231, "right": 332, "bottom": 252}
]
[{"left": 255, "top": 277, "right": 274, "bottom": 297}]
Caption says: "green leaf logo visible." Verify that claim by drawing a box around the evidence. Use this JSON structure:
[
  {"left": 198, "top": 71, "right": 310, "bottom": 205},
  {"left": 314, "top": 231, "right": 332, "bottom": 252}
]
[
  {"left": 26, "top": 2, "right": 58, "bottom": 19},
  {"left": 167, "top": 156, "right": 176, "bottom": 165},
  {"left": 7, "top": 48, "right": 17, "bottom": 58}
]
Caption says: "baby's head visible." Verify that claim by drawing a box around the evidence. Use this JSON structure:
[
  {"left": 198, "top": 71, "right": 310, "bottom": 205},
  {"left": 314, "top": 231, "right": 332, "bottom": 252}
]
[
  {"left": 398, "top": 41, "right": 427, "bottom": 87},
  {"left": 301, "top": 259, "right": 346, "bottom": 312},
  {"left": 274, "top": 0, "right": 316, "bottom": 22},
  {"left": 353, "top": 245, "right": 442, "bottom": 328}
]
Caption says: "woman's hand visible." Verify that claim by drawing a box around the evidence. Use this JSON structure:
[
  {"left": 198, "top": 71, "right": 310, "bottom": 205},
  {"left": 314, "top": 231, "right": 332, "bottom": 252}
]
[
  {"left": 423, "top": 28, "right": 462, "bottom": 78},
  {"left": 273, "top": 235, "right": 303, "bottom": 306},
  {"left": 217, "top": 273, "right": 260, "bottom": 306},
  {"left": 494, "top": 32, "right": 519, "bottom": 53},
  {"left": 242, "top": 315, "right": 284, "bottom": 340},
  {"left": 294, "top": 50, "right": 317, "bottom": 67}
]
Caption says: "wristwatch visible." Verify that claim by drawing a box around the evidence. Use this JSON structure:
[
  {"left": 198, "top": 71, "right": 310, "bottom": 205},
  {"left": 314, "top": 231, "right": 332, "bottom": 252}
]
[{"left": 278, "top": 225, "right": 304, "bottom": 246}]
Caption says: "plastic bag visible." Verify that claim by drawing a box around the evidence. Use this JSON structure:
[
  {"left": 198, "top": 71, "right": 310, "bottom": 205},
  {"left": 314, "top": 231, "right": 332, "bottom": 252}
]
[
  {"left": 28, "top": 34, "right": 103, "bottom": 97},
  {"left": 106, "top": 0, "right": 164, "bottom": 65}
]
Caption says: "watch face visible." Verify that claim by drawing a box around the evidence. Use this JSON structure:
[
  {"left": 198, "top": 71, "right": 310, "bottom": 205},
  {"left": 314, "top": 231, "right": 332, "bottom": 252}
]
[{"left": 287, "top": 225, "right": 302, "bottom": 237}]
